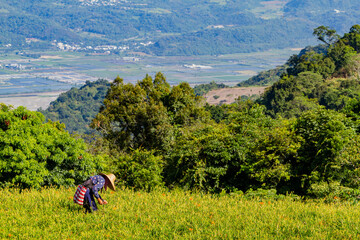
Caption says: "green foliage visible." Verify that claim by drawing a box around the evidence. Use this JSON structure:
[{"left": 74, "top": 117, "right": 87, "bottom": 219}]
[
  {"left": 193, "top": 81, "right": 227, "bottom": 96},
  {"left": 286, "top": 51, "right": 336, "bottom": 78},
  {"left": 341, "top": 24, "right": 360, "bottom": 52},
  {"left": 245, "top": 119, "right": 299, "bottom": 190},
  {"left": 92, "top": 73, "right": 173, "bottom": 151},
  {"left": 92, "top": 73, "right": 209, "bottom": 152},
  {"left": 113, "top": 149, "right": 164, "bottom": 191},
  {"left": 292, "top": 108, "right": 356, "bottom": 195},
  {"left": 261, "top": 72, "right": 323, "bottom": 118},
  {"left": 40, "top": 79, "right": 110, "bottom": 135},
  {"left": 237, "top": 65, "right": 287, "bottom": 87},
  {"left": 0, "top": 104, "right": 102, "bottom": 188},
  {"left": 226, "top": 104, "right": 299, "bottom": 192},
  {"left": 313, "top": 26, "right": 339, "bottom": 46},
  {"left": 327, "top": 40, "right": 357, "bottom": 71},
  {"left": 165, "top": 82, "right": 209, "bottom": 126},
  {"left": 165, "top": 104, "right": 298, "bottom": 194},
  {"left": 165, "top": 123, "right": 239, "bottom": 192},
  {"left": 204, "top": 103, "right": 231, "bottom": 123}
]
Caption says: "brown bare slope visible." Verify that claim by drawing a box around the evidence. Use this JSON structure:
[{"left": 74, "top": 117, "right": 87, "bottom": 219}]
[{"left": 204, "top": 87, "right": 267, "bottom": 105}]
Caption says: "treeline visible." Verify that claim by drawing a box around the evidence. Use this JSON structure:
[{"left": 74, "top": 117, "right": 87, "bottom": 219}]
[
  {"left": 3, "top": 25, "right": 360, "bottom": 200},
  {"left": 261, "top": 25, "right": 360, "bottom": 118},
  {"left": 193, "top": 81, "right": 228, "bottom": 96},
  {"left": 237, "top": 65, "right": 287, "bottom": 87}
]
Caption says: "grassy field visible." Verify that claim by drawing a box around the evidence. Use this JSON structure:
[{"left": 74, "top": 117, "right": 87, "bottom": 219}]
[{"left": 2, "top": 187, "right": 360, "bottom": 239}]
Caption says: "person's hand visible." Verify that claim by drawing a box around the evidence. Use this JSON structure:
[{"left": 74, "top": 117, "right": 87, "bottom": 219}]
[{"left": 98, "top": 198, "right": 108, "bottom": 205}]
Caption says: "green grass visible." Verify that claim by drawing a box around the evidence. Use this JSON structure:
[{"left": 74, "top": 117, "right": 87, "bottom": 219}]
[{"left": 2, "top": 187, "right": 360, "bottom": 239}]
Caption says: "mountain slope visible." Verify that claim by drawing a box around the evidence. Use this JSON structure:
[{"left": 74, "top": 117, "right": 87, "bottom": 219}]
[
  {"left": 0, "top": 0, "right": 359, "bottom": 56},
  {"left": 40, "top": 79, "right": 110, "bottom": 135}
]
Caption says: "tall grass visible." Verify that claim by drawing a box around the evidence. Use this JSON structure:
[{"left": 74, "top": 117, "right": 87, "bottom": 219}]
[{"left": 2, "top": 187, "right": 360, "bottom": 239}]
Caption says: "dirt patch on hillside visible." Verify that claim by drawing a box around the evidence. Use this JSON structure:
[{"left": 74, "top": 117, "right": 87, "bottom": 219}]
[{"left": 204, "top": 87, "right": 267, "bottom": 105}]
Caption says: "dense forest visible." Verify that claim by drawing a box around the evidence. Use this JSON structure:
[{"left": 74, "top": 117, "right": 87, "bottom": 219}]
[
  {"left": 3, "top": 25, "right": 360, "bottom": 200},
  {"left": 40, "top": 79, "right": 111, "bottom": 135},
  {"left": 1, "top": 0, "right": 360, "bottom": 56}
]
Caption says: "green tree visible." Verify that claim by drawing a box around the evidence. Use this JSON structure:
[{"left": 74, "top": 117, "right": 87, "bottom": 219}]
[
  {"left": 313, "top": 26, "right": 339, "bottom": 46},
  {"left": 226, "top": 104, "right": 298, "bottom": 192},
  {"left": 261, "top": 72, "right": 323, "bottom": 118},
  {"left": 286, "top": 51, "right": 335, "bottom": 78},
  {"left": 164, "top": 123, "right": 239, "bottom": 192},
  {"left": 91, "top": 73, "right": 209, "bottom": 152},
  {"left": 91, "top": 74, "right": 173, "bottom": 152},
  {"left": 165, "top": 104, "right": 298, "bottom": 193},
  {"left": 0, "top": 104, "right": 102, "bottom": 188},
  {"left": 113, "top": 149, "right": 164, "bottom": 191},
  {"left": 328, "top": 40, "right": 357, "bottom": 71},
  {"left": 292, "top": 108, "right": 355, "bottom": 195},
  {"left": 342, "top": 24, "right": 360, "bottom": 52},
  {"left": 165, "top": 82, "right": 209, "bottom": 126}
]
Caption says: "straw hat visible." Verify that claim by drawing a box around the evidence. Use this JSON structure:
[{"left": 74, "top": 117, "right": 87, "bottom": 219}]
[{"left": 99, "top": 173, "right": 116, "bottom": 191}]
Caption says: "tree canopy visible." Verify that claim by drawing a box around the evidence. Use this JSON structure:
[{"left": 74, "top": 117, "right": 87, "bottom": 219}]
[
  {"left": 91, "top": 73, "right": 209, "bottom": 153},
  {"left": 0, "top": 104, "right": 103, "bottom": 188}
]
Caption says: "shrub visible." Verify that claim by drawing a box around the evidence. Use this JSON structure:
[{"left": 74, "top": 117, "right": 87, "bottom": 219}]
[
  {"left": 114, "top": 149, "right": 164, "bottom": 191},
  {"left": 0, "top": 104, "right": 103, "bottom": 188}
]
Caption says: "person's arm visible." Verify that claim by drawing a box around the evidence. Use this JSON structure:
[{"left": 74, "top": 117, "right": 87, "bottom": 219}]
[{"left": 92, "top": 176, "right": 108, "bottom": 205}]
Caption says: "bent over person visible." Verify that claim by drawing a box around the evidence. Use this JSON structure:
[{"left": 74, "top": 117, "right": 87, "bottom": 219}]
[{"left": 74, "top": 173, "right": 116, "bottom": 213}]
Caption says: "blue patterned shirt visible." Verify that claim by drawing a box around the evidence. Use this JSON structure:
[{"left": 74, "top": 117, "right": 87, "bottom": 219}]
[{"left": 90, "top": 175, "right": 105, "bottom": 199}]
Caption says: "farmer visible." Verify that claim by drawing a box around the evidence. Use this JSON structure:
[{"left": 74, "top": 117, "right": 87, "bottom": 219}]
[{"left": 74, "top": 173, "right": 116, "bottom": 213}]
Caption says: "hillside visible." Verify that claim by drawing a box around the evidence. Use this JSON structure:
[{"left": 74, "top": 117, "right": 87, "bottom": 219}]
[
  {"left": 39, "top": 79, "right": 110, "bottom": 135},
  {"left": 204, "top": 87, "right": 266, "bottom": 105},
  {"left": 1, "top": 0, "right": 359, "bottom": 56}
]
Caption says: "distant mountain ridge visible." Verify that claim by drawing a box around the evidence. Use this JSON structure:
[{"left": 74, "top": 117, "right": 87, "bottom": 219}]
[{"left": 0, "top": 0, "right": 359, "bottom": 56}]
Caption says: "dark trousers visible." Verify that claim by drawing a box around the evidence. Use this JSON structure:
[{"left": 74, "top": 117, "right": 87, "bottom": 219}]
[{"left": 83, "top": 189, "right": 98, "bottom": 213}]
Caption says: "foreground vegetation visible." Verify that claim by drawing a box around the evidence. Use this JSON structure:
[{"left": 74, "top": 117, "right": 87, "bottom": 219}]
[{"left": 2, "top": 187, "right": 360, "bottom": 239}]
